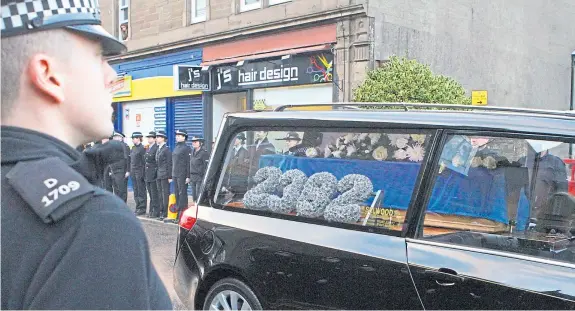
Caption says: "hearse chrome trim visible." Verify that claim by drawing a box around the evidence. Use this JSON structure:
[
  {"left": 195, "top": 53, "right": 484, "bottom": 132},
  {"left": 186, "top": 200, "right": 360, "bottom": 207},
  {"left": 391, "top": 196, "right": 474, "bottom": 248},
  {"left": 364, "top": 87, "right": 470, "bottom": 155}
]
[
  {"left": 406, "top": 238, "right": 575, "bottom": 270},
  {"left": 196, "top": 204, "right": 408, "bottom": 265}
]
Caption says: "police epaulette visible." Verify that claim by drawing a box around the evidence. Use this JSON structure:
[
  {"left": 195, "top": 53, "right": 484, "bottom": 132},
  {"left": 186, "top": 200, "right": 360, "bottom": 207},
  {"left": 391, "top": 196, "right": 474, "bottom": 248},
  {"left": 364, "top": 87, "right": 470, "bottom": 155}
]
[{"left": 6, "top": 157, "right": 97, "bottom": 224}]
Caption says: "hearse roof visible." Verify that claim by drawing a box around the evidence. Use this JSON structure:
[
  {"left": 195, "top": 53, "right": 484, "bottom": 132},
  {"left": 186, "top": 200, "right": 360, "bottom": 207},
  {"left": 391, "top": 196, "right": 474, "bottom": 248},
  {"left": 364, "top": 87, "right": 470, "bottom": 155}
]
[{"left": 224, "top": 103, "right": 575, "bottom": 138}]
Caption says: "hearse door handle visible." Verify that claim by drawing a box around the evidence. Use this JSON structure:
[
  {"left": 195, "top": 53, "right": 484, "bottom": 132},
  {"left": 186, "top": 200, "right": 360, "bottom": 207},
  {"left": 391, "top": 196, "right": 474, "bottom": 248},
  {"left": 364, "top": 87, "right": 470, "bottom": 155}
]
[{"left": 425, "top": 268, "right": 465, "bottom": 286}]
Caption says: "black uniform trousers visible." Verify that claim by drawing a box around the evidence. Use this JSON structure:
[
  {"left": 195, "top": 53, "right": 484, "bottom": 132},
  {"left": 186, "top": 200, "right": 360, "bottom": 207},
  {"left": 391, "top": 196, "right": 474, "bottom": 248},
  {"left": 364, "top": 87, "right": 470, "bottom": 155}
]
[
  {"left": 112, "top": 172, "right": 128, "bottom": 202},
  {"left": 147, "top": 181, "right": 160, "bottom": 217},
  {"left": 190, "top": 177, "right": 202, "bottom": 203},
  {"left": 132, "top": 173, "right": 147, "bottom": 212},
  {"left": 173, "top": 177, "right": 188, "bottom": 219},
  {"left": 102, "top": 166, "right": 113, "bottom": 192},
  {"left": 156, "top": 179, "right": 170, "bottom": 218}
]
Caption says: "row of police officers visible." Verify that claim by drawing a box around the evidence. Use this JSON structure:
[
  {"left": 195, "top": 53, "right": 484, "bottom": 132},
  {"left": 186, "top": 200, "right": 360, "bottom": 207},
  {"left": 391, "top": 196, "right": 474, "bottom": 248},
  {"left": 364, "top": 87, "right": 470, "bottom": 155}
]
[{"left": 83, "top": 129, "right": 209, "bottom": 222}]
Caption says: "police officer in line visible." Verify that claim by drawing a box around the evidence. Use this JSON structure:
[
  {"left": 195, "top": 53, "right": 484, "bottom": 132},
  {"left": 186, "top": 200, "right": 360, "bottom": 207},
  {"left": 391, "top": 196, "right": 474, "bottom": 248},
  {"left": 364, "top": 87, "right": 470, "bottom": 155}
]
[
  {"left": 155, "top": 130, "right": 172, "bottom": 220},
  {"left": 78, "top": 140, "right": 124, "bottom": 186},
  {"left": 83, "top": 139, "right": 126, "bottom": 188},
  {"left": 0, "top": 0, "right": 171, "bottom": 309},
  {"left": 130, "top": 131, "right": 147, "bottom": 215},
  {"left": 190, "top": 136, "right": 210, "bottom": 203},
  {"left": 170, "top": 129, "right": 192, "bottom": 222},
  {"left": 145, "top": 131, "right": 160, "bottom": 218},
  {"left": 223, "top": 133, "right": 250, "bottom": 198},
  {"left": 100, "top": 137, "right": 114, "bottom": 192},
  {"left": 110, "top": 131, "right": 131, "bottom": 202},
  {"left": 278, "top": 132, "right": 306, "bottom": 156}
]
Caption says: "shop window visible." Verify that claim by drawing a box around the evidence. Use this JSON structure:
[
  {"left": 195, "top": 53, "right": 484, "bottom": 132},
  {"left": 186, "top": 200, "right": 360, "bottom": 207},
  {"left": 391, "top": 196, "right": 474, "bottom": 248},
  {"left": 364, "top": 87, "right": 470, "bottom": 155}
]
[
  {"left": 214, "top": 128, "right": 433, "bottom": 232},
  {"left": 420, "top": 134, "right": 575, "bottom": 264},
  {"left": 268, "top": 0, "right": 291, "bottom": 5},
  {"left": 118, "top": 0, "right": 130, "bottom": 41},
  {"left": 191, "top": 0, "right": 207, "bottom": 23},
  {"left": 239, "top": 0, "right": 261, "bottom": 12}
]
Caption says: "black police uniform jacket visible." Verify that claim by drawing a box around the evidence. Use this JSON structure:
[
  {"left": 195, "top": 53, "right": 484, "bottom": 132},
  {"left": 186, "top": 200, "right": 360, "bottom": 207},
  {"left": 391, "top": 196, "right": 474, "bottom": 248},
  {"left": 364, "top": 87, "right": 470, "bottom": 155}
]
[
  {"left": 0, "top": 126, "right": 172, "bottom": 310},
  {"left": 145, "top": 143, "right": 159, "bottom": 182},
  {"left": 130, "top": 143, "right": 146, "bottom": 177},
  {"left": 190, "top": 147, "right": 210, "bottom": 182},
  {"left": 247, "top": 138, "right": 275, "bottom": 177},
  {"left": 155, "top": 143, "right": 172, "bottom": 180},
  {"left": 172, "top": 142, "right": 191, "bottom": 178},
  {"left": 109, "top": 141, "right": 131, "bottom": 175}
]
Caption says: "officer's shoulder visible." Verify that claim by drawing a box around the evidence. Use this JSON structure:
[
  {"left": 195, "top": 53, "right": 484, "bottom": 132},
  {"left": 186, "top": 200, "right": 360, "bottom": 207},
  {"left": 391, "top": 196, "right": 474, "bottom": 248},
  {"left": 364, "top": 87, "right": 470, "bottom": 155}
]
[
  {"left": 80, "top": 192, "right": 142, "bottom": 228},
  {"left": 5, "top": 157, "right": 99, "bottom": 224}
]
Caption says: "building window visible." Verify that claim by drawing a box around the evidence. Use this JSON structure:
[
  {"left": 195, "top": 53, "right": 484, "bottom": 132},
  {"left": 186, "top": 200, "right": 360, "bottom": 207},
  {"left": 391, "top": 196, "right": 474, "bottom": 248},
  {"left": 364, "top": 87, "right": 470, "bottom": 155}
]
[
  {"left": 268, "top": 0, "right": 291, "bottom": 5},
  {"left": 191, "top": 0, "right": 207, "bottom": 23},
  {"left": 239, "top": 0, "right": 261, "bottom": 12},
  {"left": 118, "top": 0, "right": 129, "bottom": 41}
]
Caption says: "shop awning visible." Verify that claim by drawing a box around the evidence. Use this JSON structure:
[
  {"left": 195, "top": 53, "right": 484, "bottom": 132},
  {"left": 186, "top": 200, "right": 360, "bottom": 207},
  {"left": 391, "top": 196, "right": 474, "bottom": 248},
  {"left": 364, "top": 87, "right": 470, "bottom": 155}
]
[
  {"left": 201, "top": 24, "right": 336, "bottom": 66},
  {"left": 200, "top": 44, "right": 332, "bottom": 66}
]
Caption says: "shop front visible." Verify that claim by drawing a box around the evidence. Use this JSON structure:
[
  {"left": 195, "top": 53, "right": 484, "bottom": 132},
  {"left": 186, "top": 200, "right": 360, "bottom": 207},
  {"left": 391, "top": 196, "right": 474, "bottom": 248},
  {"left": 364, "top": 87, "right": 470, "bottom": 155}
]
[
  {"left": 200, "top": 24, "right": 337, "bottom": 145},
  {"left": 111, "top": 48, "right": 206, "bottom": 193},
  {"left": 111, "top": 48, "right": 205, "bottom": 148}
]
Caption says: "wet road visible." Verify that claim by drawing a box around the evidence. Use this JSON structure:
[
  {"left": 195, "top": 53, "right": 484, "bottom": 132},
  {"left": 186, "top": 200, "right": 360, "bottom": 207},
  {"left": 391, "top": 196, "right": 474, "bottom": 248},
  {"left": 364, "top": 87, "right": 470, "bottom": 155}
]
[
  {"left": 139, "top": 217, "right": 186, "bottom": 310},
  {"left": 127, "top": 193, "right": 187, "bottom": 310}
]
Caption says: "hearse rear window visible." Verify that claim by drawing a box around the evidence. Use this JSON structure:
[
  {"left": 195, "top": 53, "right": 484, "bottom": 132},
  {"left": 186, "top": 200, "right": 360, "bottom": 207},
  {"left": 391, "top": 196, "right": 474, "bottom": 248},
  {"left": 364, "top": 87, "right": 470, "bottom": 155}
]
[
  {"left": 419, "top": 135, "right": 575, "bottom": 264},
  {"left": 214, "top": 129, "right": 433, "bottom": 231}
]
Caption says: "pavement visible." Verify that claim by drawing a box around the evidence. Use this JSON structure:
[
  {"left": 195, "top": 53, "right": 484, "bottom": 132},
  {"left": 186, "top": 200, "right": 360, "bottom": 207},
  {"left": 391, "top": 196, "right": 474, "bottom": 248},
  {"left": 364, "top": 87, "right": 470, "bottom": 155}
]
[{"left": 126, "top": 192, "right": 190, "bottom": 310}]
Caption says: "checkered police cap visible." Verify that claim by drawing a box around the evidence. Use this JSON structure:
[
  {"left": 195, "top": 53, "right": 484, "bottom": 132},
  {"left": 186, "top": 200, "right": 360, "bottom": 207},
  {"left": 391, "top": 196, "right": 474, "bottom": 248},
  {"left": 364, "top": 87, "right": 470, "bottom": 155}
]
[{"left": 1, "top": 0, "right": 126, "bottom": 56}]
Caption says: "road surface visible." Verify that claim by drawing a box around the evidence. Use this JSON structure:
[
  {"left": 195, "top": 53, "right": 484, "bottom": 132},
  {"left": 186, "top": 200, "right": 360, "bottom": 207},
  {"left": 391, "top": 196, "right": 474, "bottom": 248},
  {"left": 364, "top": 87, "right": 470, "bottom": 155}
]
[{"left": 127, "top": 193, "right": 187, "bottom": 310}]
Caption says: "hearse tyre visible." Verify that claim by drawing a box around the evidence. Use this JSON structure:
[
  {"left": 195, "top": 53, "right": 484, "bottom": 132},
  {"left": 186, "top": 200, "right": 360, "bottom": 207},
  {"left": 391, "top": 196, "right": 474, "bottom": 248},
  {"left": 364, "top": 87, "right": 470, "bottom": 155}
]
[{"left": 202, "top": 278, "right": 263, "bottom": 311}]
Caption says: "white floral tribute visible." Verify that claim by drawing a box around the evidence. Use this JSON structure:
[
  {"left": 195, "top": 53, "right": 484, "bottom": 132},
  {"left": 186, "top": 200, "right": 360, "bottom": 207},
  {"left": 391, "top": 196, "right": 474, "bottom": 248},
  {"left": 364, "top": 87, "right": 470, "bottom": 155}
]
[
  {"left": 268, "top": 169, "right": 307, "bottom": 214},
  {"left": 388, "top": 133, "right": 427, "bottom": 162},
  {"left": 296, "top": 172, "right": 338, "bottom": 218},
  {"left": 470, "top": 155, "right": 498, "bottom": 169},
  {"left": 325, "top": 133, "right": 375, "bottom": 160},
  {"left": 243, "top": 166, "right": 282, "bottom": 210},
  {"left": 323, "top": 174, "right": 374, "bottom": 223},
  {"left": 244, "top": 167, "right": 378, "bottom": 224}
]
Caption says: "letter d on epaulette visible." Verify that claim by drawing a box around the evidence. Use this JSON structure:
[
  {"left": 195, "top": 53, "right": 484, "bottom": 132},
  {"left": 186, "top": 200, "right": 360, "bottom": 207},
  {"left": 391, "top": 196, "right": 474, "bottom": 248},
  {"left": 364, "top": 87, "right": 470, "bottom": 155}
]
[{"left": 6, "top": 157, "right": 95, "bottom": 224}]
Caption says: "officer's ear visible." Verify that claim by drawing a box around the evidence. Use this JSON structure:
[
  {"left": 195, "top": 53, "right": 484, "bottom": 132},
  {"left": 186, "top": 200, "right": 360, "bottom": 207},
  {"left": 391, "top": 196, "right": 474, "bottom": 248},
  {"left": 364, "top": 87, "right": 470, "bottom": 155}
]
[{"left": 26, "top": 53, "right": 66, "bottom": 104}]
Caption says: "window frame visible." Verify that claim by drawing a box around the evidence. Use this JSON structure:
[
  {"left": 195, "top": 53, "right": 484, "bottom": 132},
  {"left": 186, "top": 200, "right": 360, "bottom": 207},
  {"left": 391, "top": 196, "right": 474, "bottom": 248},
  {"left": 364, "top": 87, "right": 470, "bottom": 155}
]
[
  {"left": 413, "top": 129, "right": 575, "bottom": 259},
  {"left": 118, "top": 0, "right": 130, "bottom": 41},
  {"left": 191, "top": 0, "right": 207, "bottom": 24},
  {"left": 239, "top": 0, "right": 262, "bottom": 12},
  {"left": 268, "top": 0, "right": 291, "bottom": 6},
  {"left": 208, "top": 125, "right": 440, "bottom": 237}
]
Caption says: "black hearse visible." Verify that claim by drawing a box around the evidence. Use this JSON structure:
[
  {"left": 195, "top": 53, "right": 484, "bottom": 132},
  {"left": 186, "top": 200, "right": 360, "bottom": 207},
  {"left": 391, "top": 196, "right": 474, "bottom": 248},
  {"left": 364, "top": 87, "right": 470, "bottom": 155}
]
[{"left": 174, "top": 103, "right": 575, "bottom": 310}]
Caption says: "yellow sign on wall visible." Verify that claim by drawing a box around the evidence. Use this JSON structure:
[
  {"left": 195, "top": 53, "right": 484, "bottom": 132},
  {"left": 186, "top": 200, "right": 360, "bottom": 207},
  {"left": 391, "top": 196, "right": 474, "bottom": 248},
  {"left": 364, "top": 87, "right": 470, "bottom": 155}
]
[
  {"left": 112, "top": 75, "right": 132, "bottom": 98},
  {"left": 472, "top": 90, "right": 488, "bottom": 106},
  {"left": 112, "top": 76, "right": 201, "bottom": 103}
]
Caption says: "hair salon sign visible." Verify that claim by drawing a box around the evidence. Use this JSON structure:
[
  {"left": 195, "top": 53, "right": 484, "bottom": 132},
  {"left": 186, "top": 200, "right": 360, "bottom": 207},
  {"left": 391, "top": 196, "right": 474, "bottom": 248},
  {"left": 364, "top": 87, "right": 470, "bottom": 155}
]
[
  {"left": 173, "top": 65, "right": 211, "bottom": 91},
  {"left": 212, "top": 52, "right": 334, "bottom": 92}
]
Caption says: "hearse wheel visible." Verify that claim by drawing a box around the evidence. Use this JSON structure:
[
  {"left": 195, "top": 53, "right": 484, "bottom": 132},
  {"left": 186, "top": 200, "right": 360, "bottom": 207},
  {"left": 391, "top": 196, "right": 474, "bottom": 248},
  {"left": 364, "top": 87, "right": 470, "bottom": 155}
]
[{"left": 203, "top": 278, "right": 263, "bottom": 311}]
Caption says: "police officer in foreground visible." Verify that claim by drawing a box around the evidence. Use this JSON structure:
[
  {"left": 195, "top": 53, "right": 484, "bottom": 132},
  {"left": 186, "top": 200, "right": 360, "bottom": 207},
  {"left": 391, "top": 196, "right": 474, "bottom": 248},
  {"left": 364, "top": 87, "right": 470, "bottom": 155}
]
[
  {"left": 130, "top": 131, "right": 147, "bottom": 215},
  {"left": 155, "top": 130, "right": 172, "bottom": 220},
  {"left": 110, "top": 131, "right": 131, "bottom": 202},
  {"left": 170, "top": 129, "right": 192, "bottom": 223},
  {"left": 145, "top": 131, "right": 160, "bottom": 218},
  {"left": 0, "top": 1, "right": 172, "bottom": 309}
]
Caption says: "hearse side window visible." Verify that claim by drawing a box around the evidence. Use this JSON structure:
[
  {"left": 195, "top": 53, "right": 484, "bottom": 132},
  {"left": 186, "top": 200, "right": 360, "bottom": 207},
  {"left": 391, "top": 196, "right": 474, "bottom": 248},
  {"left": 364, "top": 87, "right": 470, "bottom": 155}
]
[
  {"left": 214, "top": 129, "right": 432, "bottom": 231},
  {"left": 419, "top": 134, "right": 575, "bottom": 264}
]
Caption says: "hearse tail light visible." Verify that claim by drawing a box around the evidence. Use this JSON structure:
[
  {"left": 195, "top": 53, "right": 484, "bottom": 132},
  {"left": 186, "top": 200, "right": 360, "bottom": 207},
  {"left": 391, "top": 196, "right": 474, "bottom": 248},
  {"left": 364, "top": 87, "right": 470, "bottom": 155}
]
[{"left": 179, "top": 204, "right": 198, "bottom": 230}]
